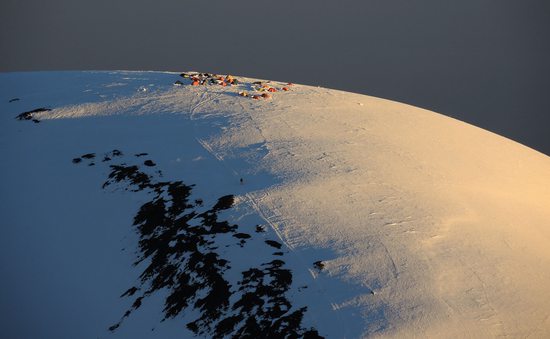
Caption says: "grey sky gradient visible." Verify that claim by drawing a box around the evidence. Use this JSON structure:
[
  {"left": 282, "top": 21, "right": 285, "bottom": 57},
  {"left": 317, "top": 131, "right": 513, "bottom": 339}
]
[{"left": 1, "top": 0, "right": 549, "bottom": 155}]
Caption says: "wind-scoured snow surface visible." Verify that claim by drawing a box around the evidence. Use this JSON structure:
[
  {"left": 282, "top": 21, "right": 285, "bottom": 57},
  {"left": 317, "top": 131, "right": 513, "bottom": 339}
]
[{"left": 1, "top": 71, "right": 550, "bottom": 338}]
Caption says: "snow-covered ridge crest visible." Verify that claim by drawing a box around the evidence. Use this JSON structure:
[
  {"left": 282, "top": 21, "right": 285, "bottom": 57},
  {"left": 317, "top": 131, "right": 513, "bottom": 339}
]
[{"left": 2, "top": 71, "right": 550, "bottom": 338}]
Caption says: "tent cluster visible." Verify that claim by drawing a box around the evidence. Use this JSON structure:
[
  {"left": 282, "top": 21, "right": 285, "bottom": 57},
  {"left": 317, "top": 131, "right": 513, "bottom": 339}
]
[
  {"left": 178, "top": 72, "right": 239, "bottom": 87},
  {"left": 239, "top": 81, "right": 293, "bottom": 100},
  {"left": 175, "top": 71, "right": 293, "bottom": 100}
]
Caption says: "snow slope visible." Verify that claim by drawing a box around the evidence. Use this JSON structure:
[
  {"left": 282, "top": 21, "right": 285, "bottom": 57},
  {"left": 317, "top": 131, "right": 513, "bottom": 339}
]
[{"left": 1, "top": 71, "right": 549, "bottom": 338}]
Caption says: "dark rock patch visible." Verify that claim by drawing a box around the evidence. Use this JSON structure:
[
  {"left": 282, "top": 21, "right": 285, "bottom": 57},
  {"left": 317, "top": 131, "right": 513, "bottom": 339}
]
[
  {"left": 15, "top": 107, "right": 51, "bottom": 121},
  {"left": 9, "top": 98, "right": 20, "bottom": 103},
  {"left": 135, "top": 153, "right": 148, "bottom": 157},
  {"left": 74, "top": 152, "right": 322, "bottom": 338},
  {"left": 233, "top": 233, "right": 251, "bottom": 247},
  {"left": 81, "top": 153, "right": 95, "bottom": 159},
  {"left": 72, "top": 158, "right": 82, "bottom": 164},
  {"left": 101, "top": 166, "right": 235, "bottom": 334},
  {"left": 313, "top": 261, "right": 325, "bottom": 271},
  {"left": 214, "top": 259, "right": 322, "bottom": 338},
  {"left": 265, "top": 240, "right": 283, "bottom": 249},
  {"left": 102, "top": 165, "right": 152, "bottom": 191},
  {"left": 273, "top": 252, "right": 284, "bottom": 256},
  {"left": 143, "top": 160, "right": 156, "bottom": 167},
  {"left": 213, "top": 195, "right": 234, "bottom": 211},
  {"left": 233, "top": 233, "right": 251, "bottom": 239},
  {"left": 121, "top": 286, "right": 139, "bottom": 297},
  {"left": 111, "top": 149, "right": 123, "bottom": 157},
  {"left": 256, "top": 224, "right": 266, "bottom": 233},
  {"left": 304, "top": 330, "right": 324, "bottom": 338}
]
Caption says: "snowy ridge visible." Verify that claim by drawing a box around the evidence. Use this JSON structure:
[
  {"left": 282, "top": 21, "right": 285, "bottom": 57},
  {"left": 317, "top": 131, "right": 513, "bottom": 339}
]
[{"left": 1, "top": 71, "right": 549, "bottom": 338}]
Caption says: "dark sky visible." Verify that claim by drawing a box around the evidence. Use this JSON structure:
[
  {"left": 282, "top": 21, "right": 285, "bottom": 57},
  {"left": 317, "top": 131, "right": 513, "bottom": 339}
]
[{"left": 1, "top": 0, "right": 549, "bottom": 155}]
